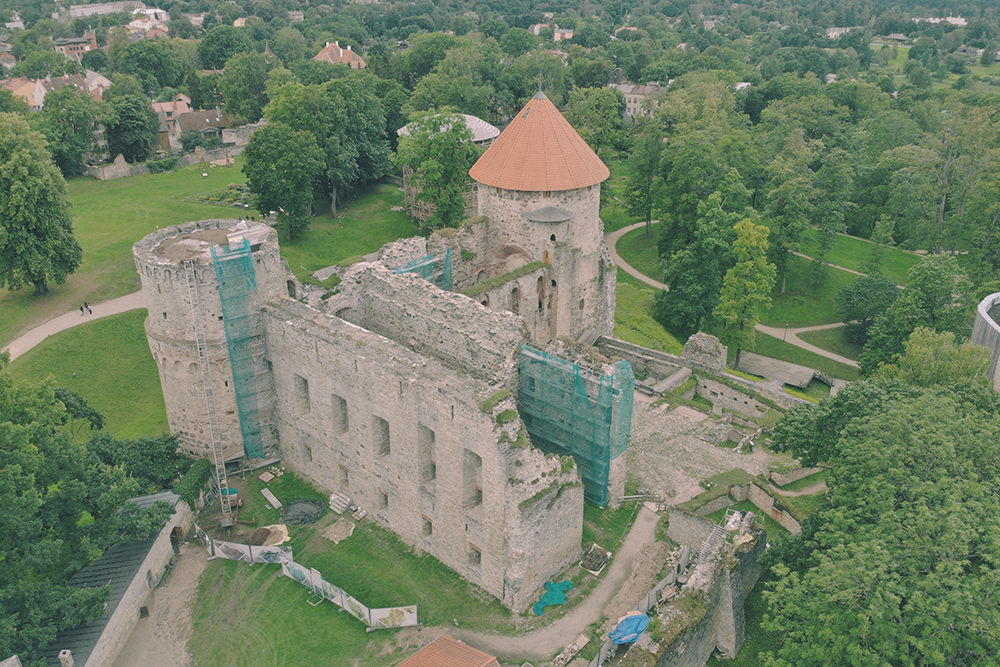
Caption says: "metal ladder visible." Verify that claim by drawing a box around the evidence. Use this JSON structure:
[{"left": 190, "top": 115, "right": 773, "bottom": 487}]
[
  {"left": 698, "top": 523, "right": 726, "bottom": 563},
  {"left": 184, "top": 260, "right": 233, "bottom": 520}
]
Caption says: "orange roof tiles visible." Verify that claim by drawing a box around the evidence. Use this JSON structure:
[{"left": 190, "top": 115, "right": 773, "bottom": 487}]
[
  {"left": 469, "top": 92, "right": 610, "bottom": 192},
  {"left": 396, "top": 635, "right": 501, "bottom": 667}
]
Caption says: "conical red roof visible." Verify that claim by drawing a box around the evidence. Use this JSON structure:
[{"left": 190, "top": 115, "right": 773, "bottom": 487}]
[{"left": 469, "top": 92, "right": 610, "bottom": 192}]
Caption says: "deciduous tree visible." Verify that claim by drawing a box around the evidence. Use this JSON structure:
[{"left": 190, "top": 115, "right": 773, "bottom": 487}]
[
  {"left": 103, "top": 94, "right": 159, "bottom": 163},
  {"left": 198, "top": 25, "right": 253, "bottom": 70},
  {"left": 33, "top": 87, "right": 100, "bottom": 177},
  {"left": 835, "top": 273, "right": 900, "bottom": 344},
  {"left": 0, "top": 113, "right": 82, "bottom": 295},
  {"left": 220, "top": 51, "right": 269, "bottom": 124},
  {"left": 713, "top": 218, "right": 776, "bottom": 364}
]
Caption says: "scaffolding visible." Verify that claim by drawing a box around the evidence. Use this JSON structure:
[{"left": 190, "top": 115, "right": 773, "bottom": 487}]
[
  {"left": 395, "top": 247, "right": 453, "bottom": 292},
  {"left": 518, "top": 344, "right": 634, "bottom": 507},
  {"left": 212, "top": 239, "right": 268, "bottom": 460},
  {"left": 183, "top": 259, "right": 232, "bottom": 520}
]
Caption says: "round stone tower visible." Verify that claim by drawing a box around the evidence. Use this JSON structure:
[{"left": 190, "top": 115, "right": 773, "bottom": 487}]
[
  {"left": 133, "top": 219, "right": 286, "bottom": 460},
  {"left": 469, "top": 92, "right": 614, "bottom": 343}
]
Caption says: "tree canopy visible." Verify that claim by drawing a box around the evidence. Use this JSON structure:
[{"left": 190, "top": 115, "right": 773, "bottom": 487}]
[{"left": 0, "top": 113, "right": 82, "bottom": 295}]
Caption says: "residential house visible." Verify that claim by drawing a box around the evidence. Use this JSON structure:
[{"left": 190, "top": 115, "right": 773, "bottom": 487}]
[
  {"left": 2, "top": 77, "right": 47, "bottom": 110},
  {"left": 313, "top": 41, "right": 366, "bottom": 68},
  {"left": 175, "top": 108, "right": 229, "bottom": 142},
  {"left": 83, "top": 69, "right": 113, "bottom": 99},
  {"left": 396, "top": 635, "right": 500, "bottom": 667},
  {"left": 288, "top": 10, "right": 304, "bottom": 22},
  {"left": 54, "top": 33, "right": 97, "bottom": 61},
  {"left": 609, "top": 81, "right": 670, "bottom": 120},
  {"left": 68, "top": 2, "right": 145, "bottom": 19},
  {"left": 152, "top": 94, "right": 192, "bottom": 134},
  {"left": 155, "top": 112, "right": 171, "bottom": 151},
  {"left": 233, "top": 17, "right": 247, "bottom": 27},
  {"left": 0, "top": 54, "right": 14, "bottom": 69}
]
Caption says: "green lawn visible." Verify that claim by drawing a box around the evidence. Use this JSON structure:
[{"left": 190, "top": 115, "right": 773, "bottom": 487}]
[
  {"left": 775, "top": 469, "right": 831, "bottom": 493},
  {"left": 614, "top": 271, "right": 683, "bottom": 355},
  {"left": 1, "top": 162, "right": 250, "bottom": 349},
  {"left": 797, "top": 326, "right": 864, "bottom": 361},
  {"left": 616, "top": 226, "right": 664, "bottom": 283},
  {"left": 582, "top": 499, "right": 641, "bottom": 551},
  {"left": 746, "top": 331, "right": 860, "bottom": 382},
  {"left": 763, "top": 255, "right": 859, "bottom": 327},
  {"left": 278, "top": 183, "right": 421, "bottom": 284},
  {"left": 798, "top": 229, "right": 921, "bottom": 286},
  {"left": 5, "top": 310, "right": 168, "bottom": 438}
]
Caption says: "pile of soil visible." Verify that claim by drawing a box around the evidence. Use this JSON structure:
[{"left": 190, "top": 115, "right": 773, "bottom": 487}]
[
  {"left": 250, "top": 527, "right": 271, "bottom": 545},
  {"left": 279, "top": 499, "right": 325, "bottom": 525}
]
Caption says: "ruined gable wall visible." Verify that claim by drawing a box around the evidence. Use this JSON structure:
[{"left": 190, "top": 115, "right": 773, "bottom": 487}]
[
  {"left": 261, "top": 299, "right": 582, "bottom": 610},
  {"left": 325, "top": 263, "right": 525, "bottom": 385}
]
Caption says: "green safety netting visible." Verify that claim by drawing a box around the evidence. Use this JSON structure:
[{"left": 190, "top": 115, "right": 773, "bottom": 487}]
[
  {"left": 395, "top": 247, "right": 452, "bottom": 291},
  {"left": 212, "top": 239, "right": 266, "bottom": 459},
  {"left": 518, "top": 344, "right": 634, "bottom": 507}
]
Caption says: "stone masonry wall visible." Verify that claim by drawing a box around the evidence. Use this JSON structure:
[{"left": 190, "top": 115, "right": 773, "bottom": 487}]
[
  {"left": 324, "top": 262, "right": 526, "bottom": 385},
  {"left": 667, "top": 507, "right": 716, "bottom": 547},
  {"left": 696, "top": 378, "right": 768, "bottom": 417},
  {"left": 84, "top": 501, "right": 194, "bottom": 667},
  {"left": 971, "top": 292, "right": 1000, "bottom": 391},
  {"left": 260, "top": 299, "right": 582, "bottom": 611},
  {"left": 747, "top": 484, "right": 802, "bottom": 534},
  {"left": 134, "top": 220, "right": 287, "bottom": 459}
]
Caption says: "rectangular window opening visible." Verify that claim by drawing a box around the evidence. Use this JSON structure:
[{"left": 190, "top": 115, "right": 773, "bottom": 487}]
[
  {"left": 373, "top": 416, "right": 390, "bottom": 456},
  {"left": 294, "top": 374, "right": 310, "bottom": 415},
  {"left": 331, "top": 393, "right": 349, "bottom": 434}
]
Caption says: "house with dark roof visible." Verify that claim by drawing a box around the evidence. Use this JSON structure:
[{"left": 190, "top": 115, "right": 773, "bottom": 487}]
[
  {"left": 175, "top": 108, "right": 229, "bottom": 140},
  {"left": 39, "top": 491, "right": 194, "bottom": 667}
]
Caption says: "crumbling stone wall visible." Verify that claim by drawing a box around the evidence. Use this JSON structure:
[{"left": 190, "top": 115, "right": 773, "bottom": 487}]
[
  {"left": 971, "top": 292, "right": 1000, "bottom": 391},
  {"left": 747, "top": 484, "right": 802, "bottom": 534},
  {"left": 261, "top": 298, "right": 582, "bottom": 611},
  {"left": 323, "top": 263, "right": 526, "bottom": 385},
  {"left": 681, "top": 333, "right": 727, "bottom": 373},
  {"left": 696, "top": 378, "right": 768, "bottom": 417}
]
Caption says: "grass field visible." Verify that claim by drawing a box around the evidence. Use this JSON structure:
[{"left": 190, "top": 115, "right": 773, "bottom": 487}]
[
  {"left": 278, "top": 183, "right": 421, "bottom": 284},
  {"left": 1, "top": 162, "right": 252, "bottom": 349},
  {"left": 5, "top": 309, "right": 168, "bottom": 438},
  {"left": 798, "top": 229, "right": 920, "bottom": 285},
  {"left": 746, "top": 331, "right": 860, "bottom": 381},
  {"left": 614, "top": 270, "right": 683, "bottom": 354},
  {"left": 616, "top": 226, "right": 663, "bottom": 283},
  {"left": 797, "top": 326, "right": 864, "bottom": 361},
  {"left": 763, "top": 255, "right": 858, "bottom": 327}
]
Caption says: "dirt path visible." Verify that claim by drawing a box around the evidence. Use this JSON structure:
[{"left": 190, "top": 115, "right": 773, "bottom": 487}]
[
  {"left": 5, "top": 290, "right": 145, "bottom": 361},
  {"left": 754, "top": 322, "right": 859, "bottom": 368},
  {"left": 444, "top": 505, "right": 661, "bottom": 662},
  {"left": 112, "top": 543, "right": 207, "bottom": 667},
  {"left": 606, "top": 222, "right": 668, "bottom": 290}
]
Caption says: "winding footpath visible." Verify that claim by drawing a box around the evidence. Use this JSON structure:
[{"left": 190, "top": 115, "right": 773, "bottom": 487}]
[
  {"left": 4, "top": 290, "right": 145, "bottom": 362},
  {"left": 606, "top": 221, "right": 858, "bottom": 367}
]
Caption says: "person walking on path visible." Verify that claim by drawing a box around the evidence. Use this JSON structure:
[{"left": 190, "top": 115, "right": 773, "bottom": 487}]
[
  {"left": 84, "top": 301, "right": 92, "bottom": 315},
  {"left": 79, "top": 305, "right": 85, "bottom": 316}
]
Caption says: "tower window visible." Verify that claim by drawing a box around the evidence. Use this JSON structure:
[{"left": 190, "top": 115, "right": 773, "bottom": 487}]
[{"left": 550, "top": 234, "right": 556, "bottom": 242}]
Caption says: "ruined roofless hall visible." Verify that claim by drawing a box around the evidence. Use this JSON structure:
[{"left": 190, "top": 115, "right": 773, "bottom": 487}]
[{"left": 133, "top": 92, "right": 631, "bottom": 610}]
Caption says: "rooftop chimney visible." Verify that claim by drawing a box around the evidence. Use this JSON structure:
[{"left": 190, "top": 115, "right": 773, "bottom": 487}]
[{"left": 59, "top": 650, "right": 74, "bottom": 667}]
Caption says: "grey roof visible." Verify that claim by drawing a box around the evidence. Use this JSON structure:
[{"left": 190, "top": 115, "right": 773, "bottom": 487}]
[
  {"left": 525, "top": 206, "right": 575, "bottom": 223},
  {"left": 397, "top": 113, "right": 500, "bottom": 144},
  {"left": 38, "top": 492, "right": 179, "bottom": 666},
  {"left": 1, "top": 657, "right": 23, "bottom": 667}
]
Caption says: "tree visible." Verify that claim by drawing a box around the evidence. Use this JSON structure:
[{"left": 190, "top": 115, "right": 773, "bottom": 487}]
[
  {"left": 220, "top": 51, "right": 269, "bottom": 124},
  {"left": 88, "top": 432, "right": 189, "bottom": 493},
  {"left": 115, "top": 39, "right": 186, "bottom": 93},
  {"left": 765, "top": 382, "right": 1000, "bottom": 666},
  {"left": 265, "top": 75, "right": 391, "bottom": 212},
  {"left": 861, "top": 254, "right": 972, "bottom": 374},
  {"left": 500, "top": 28, "right": 537, "bottom": 57},
  {"left": 625, "top": 122, "right": 665, "bottom": 236},
  {"left": 395, "top": 110, "right": 483, "bottom": 228},
  {"left": 0, "top": 114, "right": 83, "bottom": 295},
  {"left": 104, "top": 95, "right": 159, "bottom": 163},
  {"left": 836, "top": 274, "right": 900, "bottom": 344},
  {"left": 271, "top": 26, "right": 309, "bottom": 65},
  {"left": 876, "top": 327, "right": 992, "bottom": 388},
  {"left": 0, "top": 359, "right": 175, "bottom": 667},
  {"left": 0, "top": 90, "right": 28, "bottom": 115},
  {"left": 242, "top": 122, "right": 325, "bottom": 239},
  {"left": 713, "top": 219, "right": 776, "bottom": 364},
  {"left": 563, "top": 87, "right": 625, "bottom": 157},
  {"left": 33, "top": 87, "right": 100, "bottom": 177},
  {"left": 198, "top": 25, "right": 253, "bottom": 70},
  {"left": 103, "top": 73, "right": 147, "bottom": 102},
  {"left": 765, "top": 130, "right": 816, "bottom": 293},
  {"left": 811, "top": 148, "right": 853, "bottom": 284}
]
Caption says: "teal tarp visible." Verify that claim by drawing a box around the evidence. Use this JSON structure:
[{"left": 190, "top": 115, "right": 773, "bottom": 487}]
[{"left": 533, "top": 580, "right": 573, "bottom": 616}]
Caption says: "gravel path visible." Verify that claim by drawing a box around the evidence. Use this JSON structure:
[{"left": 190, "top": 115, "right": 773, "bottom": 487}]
[{"left": 5, "top": 290, "right": 145, "bottom": 361}]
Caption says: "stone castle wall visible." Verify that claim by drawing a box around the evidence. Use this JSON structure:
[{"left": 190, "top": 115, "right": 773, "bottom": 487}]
[
  {"left": 261, "top": 298, "right": 582, "bottom": 611},
  {"left": 971, "top": 292, "right": 1000, "bottom": 391}
]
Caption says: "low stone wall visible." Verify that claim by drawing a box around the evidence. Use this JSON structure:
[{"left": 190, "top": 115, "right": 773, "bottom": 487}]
[
  {"left": 696, "top": 377, "right": 767, "bottom": 417},
  {"left": 693, "top": 495, "right": 733, "bottom": 517},
  {"left": 667, "top": 507, "right": 716, "bottom": 547},
  {"left": 83, "top": 145, "right": 246, "bottom": 181},
  {"left": 770, "top": 467, "right": 823, "bottom": 487},
  {"left": 747, "top": 484, "right": 802, "bottom": 534}
]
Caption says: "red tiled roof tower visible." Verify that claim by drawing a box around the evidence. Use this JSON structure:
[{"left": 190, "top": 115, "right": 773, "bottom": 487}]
[{"left": 469, "top": 92, "right": 610, "bottom": 192}]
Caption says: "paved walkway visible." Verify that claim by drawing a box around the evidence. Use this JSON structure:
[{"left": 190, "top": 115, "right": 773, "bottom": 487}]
[
  {"left": 606, "top": 221, "right": 859, "bottom": 368},
  {"left": 5, "top": 291, "right": 145, "bottom": 362}
]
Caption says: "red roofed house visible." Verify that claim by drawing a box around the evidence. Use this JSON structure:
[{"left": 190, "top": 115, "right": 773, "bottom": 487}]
[
  {"left": 313, "top": 41, "right": 366, "bottom": 68},
  {"left": 396, "top": 635, "right": 500, "bottom": 667}
]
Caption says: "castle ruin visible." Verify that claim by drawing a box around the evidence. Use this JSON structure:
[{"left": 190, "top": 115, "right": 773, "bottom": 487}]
[{"left": 133, "top": 92, "right": 634, "bottom": 611}]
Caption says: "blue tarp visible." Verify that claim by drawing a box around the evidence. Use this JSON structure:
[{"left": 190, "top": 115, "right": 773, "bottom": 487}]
[
  {"left": 532, "top": 580, "right": 573, "bottom": 616},
  {"left": 609, "top": 613, "right": 650, "bottom": 644}
]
